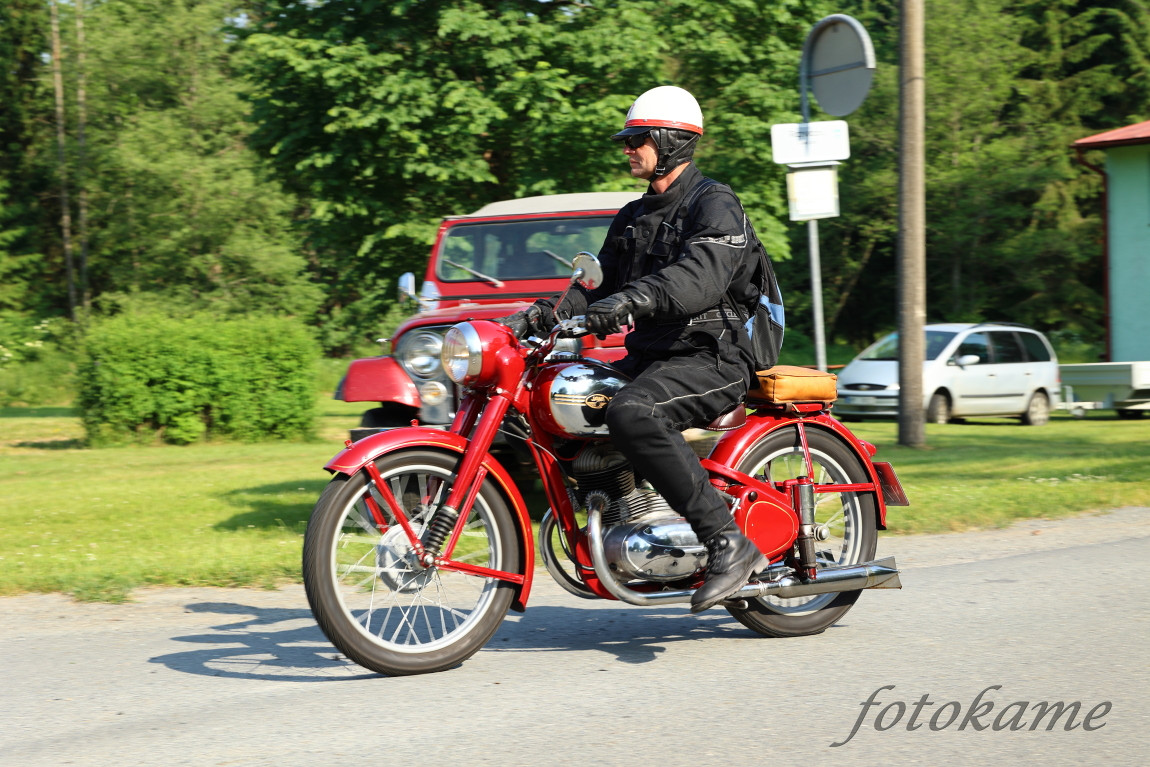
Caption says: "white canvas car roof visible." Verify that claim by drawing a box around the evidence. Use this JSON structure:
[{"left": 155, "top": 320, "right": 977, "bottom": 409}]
[{"left": 462, "top": 191, "right": 642, "bottom": 218}]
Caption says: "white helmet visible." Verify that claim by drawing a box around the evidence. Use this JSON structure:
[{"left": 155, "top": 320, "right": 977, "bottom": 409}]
[
  {"left": 611, "top": 86, "right": 704, "bottom": 175},
  {"left": 612, "top": 86, "right": 705, "bottom": 137}
]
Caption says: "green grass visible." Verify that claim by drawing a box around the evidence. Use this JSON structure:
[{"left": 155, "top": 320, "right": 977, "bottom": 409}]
[
  {"left": 2, "top": 401, "right": 1148, "bottom": 601},
  {"left": 845, "top": 415, "right": 1150, "bottom": 533}
]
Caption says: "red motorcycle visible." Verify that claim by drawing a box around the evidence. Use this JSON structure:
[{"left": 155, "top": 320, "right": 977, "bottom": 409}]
[{"left": 303, "top": 254, "right": 908, "bottom": 676}]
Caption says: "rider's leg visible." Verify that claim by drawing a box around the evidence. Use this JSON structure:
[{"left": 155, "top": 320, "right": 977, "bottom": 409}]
[{"left": 604, "top": 353, "right": 765, "bottom": 611}]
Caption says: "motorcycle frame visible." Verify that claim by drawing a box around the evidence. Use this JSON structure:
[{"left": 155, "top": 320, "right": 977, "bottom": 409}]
[{"left": 323, "top": 324, "right": 898, "bottom": 610}]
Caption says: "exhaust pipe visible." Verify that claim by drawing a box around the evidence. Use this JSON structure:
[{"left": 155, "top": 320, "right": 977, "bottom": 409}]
[{"left": 586, "top": 507, "right": 901, "bottom": 608}]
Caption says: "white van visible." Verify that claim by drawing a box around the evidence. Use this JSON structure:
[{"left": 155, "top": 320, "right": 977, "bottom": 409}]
[{"left": 834, "top": 322, "right": 1061, "bottom": 425}]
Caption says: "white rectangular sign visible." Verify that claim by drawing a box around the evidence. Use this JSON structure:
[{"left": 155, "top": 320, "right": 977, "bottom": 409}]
[
  {"left": 771, "top": 120, "right": 850, "bottom": 165},
  {"left": 787, "top": 166, "right": 840, "bottom": 221}
]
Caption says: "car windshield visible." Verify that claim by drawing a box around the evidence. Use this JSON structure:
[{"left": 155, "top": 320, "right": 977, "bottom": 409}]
[
  {"left": 860, "top": 330, "right": 958, "bottom": 361},
  {"left": 437, "top": 216, "right": 614, "bottom": 282}
]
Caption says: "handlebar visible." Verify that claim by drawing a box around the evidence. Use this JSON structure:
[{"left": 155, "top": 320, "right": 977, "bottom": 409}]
[{"left": 553, "top": 315, "right": 591, "bottom": 339}]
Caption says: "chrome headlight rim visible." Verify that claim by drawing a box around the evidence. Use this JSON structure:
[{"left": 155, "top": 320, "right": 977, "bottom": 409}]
[
  {"left": 441, "top": 323, "right": 483, "bottom": 385},
  {"left": 396, "top": 330, "right": 445, "bottom": 379}
]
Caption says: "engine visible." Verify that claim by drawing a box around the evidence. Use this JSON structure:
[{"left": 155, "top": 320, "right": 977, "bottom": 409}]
[{"left": 570, "top": 444, "right": 707, "bottom": 583}]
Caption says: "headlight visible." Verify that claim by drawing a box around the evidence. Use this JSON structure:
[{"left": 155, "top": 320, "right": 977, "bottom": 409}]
[
  {"left": 441, "top": 324, "right": 482, "bottom": 384},
  {"left": 396, "top": 331, "right": 444, "bottom": 378}
]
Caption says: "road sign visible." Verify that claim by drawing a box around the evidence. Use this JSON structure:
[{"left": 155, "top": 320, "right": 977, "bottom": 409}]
[
  {"left": 771, "top": 120, "right": 850, "bottom": 165},
  {"left": 803, "top": 15, "right": 876, "bottom": 118},
  {"left": 786, "top": 164, "right": 840, "bottom": 221}
]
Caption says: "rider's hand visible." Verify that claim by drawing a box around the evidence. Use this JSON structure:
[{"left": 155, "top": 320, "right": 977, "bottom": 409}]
[
  {"left": 495, "top": 302, "right": 553, "bottom": 340},
  {"left": 586, "top": 291, "right": 652, "bottom": 337}
]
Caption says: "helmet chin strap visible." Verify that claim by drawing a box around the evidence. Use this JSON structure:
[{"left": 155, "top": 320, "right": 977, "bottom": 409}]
[{"left": 651, "top": 128, "right": 699, "bottom": 176}]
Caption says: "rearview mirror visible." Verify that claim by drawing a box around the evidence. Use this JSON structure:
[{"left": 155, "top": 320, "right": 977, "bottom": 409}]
[
  {"left": 397, "top": 272, "right": 417, "bottom": 303},
  {"left": 571, "top": 251, "right": 603, "bottom": 290}
]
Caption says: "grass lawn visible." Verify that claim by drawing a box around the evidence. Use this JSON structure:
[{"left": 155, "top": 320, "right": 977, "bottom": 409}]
[{"left": 2, "top": 400, "right": 1148, "bottom": 601}]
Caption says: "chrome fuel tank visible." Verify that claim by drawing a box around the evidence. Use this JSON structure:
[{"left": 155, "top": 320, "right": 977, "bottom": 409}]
[{"left": 532, "top": 361, "right": 630, "bottom": 438}]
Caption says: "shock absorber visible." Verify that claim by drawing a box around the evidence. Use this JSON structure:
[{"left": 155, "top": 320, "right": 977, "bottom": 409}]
[
  {"left": 420, "top": 504, "right": 461, "bottom": 563},
  {"left": 794, "top": 476, "right": 819, "bottom": 581}
]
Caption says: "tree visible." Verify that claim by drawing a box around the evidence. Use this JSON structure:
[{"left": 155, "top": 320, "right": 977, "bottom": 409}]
[
  {"left": 0, "top": 0, "right": 49, "bottom": 315},
  {"left": 790, "top": 0, "right": 1139, "bottom": 350},
  {"left": 72, "top": 0, "right": 321, "bottom": 320},
  {"left": 240, "top": 0, "right": 829, "bottom": 349}
]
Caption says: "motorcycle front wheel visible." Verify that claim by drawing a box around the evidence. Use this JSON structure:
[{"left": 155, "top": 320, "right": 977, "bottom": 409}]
[
  {"left": 303, "top": 449, "right": 520, "bottom": 675},
  {"left": 727, "top": 428, "right": 877, "bottom": 637}
]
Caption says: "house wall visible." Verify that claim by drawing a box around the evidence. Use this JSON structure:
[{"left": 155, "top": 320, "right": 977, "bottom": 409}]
[{"left": 1107, "top": 144, "right": 1150, "bottom": 361}]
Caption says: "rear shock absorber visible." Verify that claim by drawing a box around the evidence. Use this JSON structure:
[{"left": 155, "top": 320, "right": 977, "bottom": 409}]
[{"left": 794, "top": 476, "right": 819, "bottom": 581}]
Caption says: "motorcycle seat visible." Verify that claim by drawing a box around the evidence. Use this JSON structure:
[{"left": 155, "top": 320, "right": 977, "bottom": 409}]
[{"left": 703, "top": 407, "right": 747, "bottom": 431}]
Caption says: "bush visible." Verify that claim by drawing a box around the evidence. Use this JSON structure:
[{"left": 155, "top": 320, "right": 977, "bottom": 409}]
[
  {"left": 78, "top": 313, "right": 319, "bottom": 445},
  {"left": 0, "top": 314, "right": 77, "bottom": 406}
]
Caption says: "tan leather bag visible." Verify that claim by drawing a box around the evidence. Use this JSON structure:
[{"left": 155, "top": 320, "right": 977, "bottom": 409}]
[{"left": 749, "top": 365, "right": 838, "bottom": 404}]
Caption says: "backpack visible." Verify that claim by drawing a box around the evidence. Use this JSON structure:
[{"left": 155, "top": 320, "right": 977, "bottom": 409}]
[{"left": 675, "top": 178, "right": 785, "bottom": 371}]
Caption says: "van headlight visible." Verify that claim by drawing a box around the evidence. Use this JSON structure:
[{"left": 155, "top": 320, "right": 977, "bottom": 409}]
[{"left": 396, "top": 331, "right": 444, "bottom": 379}]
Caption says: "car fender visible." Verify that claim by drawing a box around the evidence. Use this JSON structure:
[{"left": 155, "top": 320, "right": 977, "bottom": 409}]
[
  {"left": 337, "top": 356, "right": 420, "bottom": 407},
  {"left": 324, "top": 426, "right": 535, "bottom": 610}
]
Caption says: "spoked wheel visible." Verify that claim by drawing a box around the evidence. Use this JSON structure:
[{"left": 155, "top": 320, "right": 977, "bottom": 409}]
[
  {"left": 303, "top": 450, "right": 520, "bottom": 675},
  {"left": 727, "top": 428, "right": 877, "bottom": 637}
]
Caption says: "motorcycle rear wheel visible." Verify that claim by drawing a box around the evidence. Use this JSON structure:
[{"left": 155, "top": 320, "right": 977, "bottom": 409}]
[
  {"left": 303, "top": 449, "right": 520, "bottom": 675},
  {"left": 727, "top": 428, "right": 877, "bottom": 637}
]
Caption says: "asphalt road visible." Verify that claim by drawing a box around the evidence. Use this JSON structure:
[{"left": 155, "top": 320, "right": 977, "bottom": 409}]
[{"left": 2, "top": 507, "right": 1147, "bottom": 767}]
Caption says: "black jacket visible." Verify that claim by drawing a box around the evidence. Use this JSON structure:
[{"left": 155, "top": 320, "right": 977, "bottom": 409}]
[{"left": 557, "top": 164, "right": 764, "bottom": 373}]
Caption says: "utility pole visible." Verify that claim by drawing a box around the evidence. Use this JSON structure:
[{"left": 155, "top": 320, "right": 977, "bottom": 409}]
[{"left": 897, "top": 0, "right": 926, "bottom": 447}]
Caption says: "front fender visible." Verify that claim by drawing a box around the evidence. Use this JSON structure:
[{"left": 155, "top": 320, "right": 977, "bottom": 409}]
[
  {"left": 337, "top": 356, "right": 420, "bottom": 407},
  {"left": 709, "top": 414, "right": 889, "bottom": 529},
  {"left": 324, "top": 426, "right": 535, "bottom": 610}
]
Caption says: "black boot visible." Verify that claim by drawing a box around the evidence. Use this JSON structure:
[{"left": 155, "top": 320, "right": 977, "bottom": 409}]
[{"left": 690, "top": 529, "right": 767, "bottom": 614}]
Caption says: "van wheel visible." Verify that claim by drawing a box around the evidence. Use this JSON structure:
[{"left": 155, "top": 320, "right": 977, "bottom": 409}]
[
  {"left": 926, "top": 392, "right": 951, "bottom": 424},
  {"left": 1021, "top": 391, "right": 1050, "bottom": 426}
]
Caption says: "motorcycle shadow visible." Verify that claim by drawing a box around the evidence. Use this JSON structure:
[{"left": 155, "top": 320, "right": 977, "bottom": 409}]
[
  {"left": 149, "top": 600, "right": 378, "bottom": 682},
  {"left": 148, "top": 599, "right": 766, "bottom": 680},
  {"left": 490, "top": 604, "right": 758, "bottom": 665}
]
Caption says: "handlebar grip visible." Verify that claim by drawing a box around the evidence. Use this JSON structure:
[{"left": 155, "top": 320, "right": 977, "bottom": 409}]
[{"left": 555, "top": 316, "right": 590, "bottom": 338}]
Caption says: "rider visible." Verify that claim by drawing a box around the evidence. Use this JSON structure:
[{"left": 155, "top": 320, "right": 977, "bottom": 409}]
[{"left": 500, "top": 85, "right": 778, "bottom": 613}]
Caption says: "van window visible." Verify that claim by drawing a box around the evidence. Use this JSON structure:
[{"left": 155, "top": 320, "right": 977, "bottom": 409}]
[
  {"left": 956, "top": 332, "right": 990, "bottom": 363},
  {"left": 860, "top": 330, "right": 957, "bottom": 361},
  {"left": 1018, "top": 332, "right": 1052, "bottom": 362},
  {"left": 989, "top": 332, "right": 1025, "bottom": 364}
]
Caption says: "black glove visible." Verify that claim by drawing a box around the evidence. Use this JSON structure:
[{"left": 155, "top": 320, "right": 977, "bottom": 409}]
[
  {"left": 495, "top": 302, "right": 554, "bottom": 340},
  {"left": 586, "top": 290, "right": 652, "bottom": 337}
]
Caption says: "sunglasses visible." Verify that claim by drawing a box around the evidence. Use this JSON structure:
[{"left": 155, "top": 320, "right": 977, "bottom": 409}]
[{"left": 622, "top": 132, "right": 651, "bottom": 150}]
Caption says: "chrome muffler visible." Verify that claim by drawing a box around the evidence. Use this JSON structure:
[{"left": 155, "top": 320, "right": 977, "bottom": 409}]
[{"left": 586, "top": 507, "right": 901, "bottom": 607}]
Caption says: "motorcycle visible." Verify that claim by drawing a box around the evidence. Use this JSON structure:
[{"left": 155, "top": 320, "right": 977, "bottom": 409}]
[{"left": 303, "top": 253, "right": 909, "bottom": 676}]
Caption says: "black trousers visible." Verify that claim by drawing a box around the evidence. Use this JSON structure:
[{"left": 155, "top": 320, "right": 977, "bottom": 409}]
[{"left": 605, "top": 351, "right": 753, "bottom": 543}]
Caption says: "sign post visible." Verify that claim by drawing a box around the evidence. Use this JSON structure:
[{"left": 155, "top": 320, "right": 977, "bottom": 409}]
[{"left": 774, "top": 15, "right": 875, "bottom": 372}]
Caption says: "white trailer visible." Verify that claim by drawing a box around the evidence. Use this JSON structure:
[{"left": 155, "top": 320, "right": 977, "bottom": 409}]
[{"left": 1059, "top": 361, "right": 1150, "bottom": 419}]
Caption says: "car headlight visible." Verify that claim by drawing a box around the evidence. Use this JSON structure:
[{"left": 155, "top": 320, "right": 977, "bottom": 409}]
[
  {"left": 441, "top": 324, "right": 482, "bottom": 384},
  {"left": 396, "top": 331, "right": 444, "bottom": 379}
]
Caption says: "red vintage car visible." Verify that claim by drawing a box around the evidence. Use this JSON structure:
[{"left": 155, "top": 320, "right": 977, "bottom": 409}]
[{"left": 336, "top": 192, "right": 641, "bottom": 451}]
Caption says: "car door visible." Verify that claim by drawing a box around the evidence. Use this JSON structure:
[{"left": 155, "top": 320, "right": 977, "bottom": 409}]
[
  {"left": 948, "top": 331, "right": 997, "bottom": 415},
  {"left": 987, "top": 331, "right": 1031, "bottom": 414}
]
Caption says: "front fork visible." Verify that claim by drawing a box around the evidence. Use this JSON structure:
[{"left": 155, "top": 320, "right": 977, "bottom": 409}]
[{"left": 416, "top": 390, "right": 514, "bottom": 564}]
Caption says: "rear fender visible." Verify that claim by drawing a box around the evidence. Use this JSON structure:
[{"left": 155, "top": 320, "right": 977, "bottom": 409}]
[
  {"left": 708, "top": 414, "right": 890, "bottom": 529},
  {"left": 337, "top": 356, "right": 420, "bottom": 407},
  {"left": 324, "top": 427, "right": 535, "bottom": 610}
]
